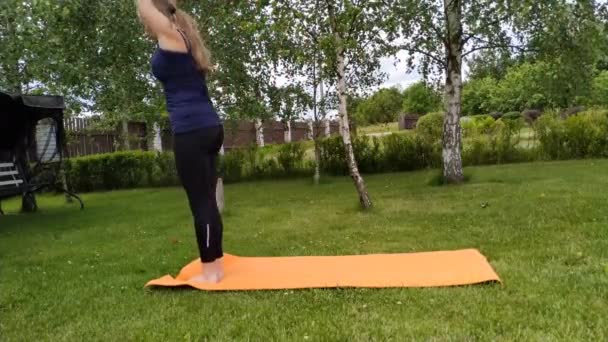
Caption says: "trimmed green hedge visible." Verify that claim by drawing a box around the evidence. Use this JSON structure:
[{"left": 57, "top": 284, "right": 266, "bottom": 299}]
[
  {"left": 65, "top": 151, "right": 180, "bottom": 192},
  {"left": 64, "top": 110, "right": 608, "bottom": 193},
  {"left": 65, "top": 144, "right": 313, "bottom": 193}
]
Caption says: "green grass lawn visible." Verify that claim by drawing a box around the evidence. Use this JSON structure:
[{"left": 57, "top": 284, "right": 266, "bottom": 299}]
[{"left": 1, "top": 160, "right": 607, "bottom": 341}]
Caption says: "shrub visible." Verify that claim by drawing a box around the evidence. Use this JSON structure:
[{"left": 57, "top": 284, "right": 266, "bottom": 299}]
[
  {"left": 259, "top": 158, "right": 282, "bottom": 177},
  {"left": 463, "top": 134, "right": 495, "bottom": 166},
  {"left": 534, "top": 110, "right": 608, "bottom": 160},
  {"left": 354, "top": 87, "right": 404, "bottom": 124},
  {"left": 562, "top": 110, "right": 608, "bottom": 158},
  {"left": 319, "top": 135, "right": 378, "bottom": 175},
  {"left": 489, "top": 112, "right": 503, "bottom": 120},
  {"left": 493, "top": 119, "right": 525, "bottom": 163},
  {"left": 383, "top": 133, "right": 438, "bottom": 171},
  {"left": 462, "top": 77, "right": 499, "bottom": 116},
  {"left": 64, "top": 110, "right": 608, "bottom": 193},
  {"left": 502, "top": 112, "right": 522, "bottom": 121},
  {"left": 559, "top": 106, "right": 585, "bottom": 119},
  {"left": 587, "top": 71, "right": 608, "bottom": 107},
  {"left": 534, "top": 113, "right": 566, "bottom": 160},
  {"left": 320, "top": 131, "right": 444, "bottom": 176},
  {"left": 220, "top": 149, "right": 245, "bottom": 182},
  {"left": 243, "top": 144, "right": 264, "bottom": 176},
  {"left": 462, "top": 114, "right": 498, "bottom": 138},
  {"left": 319, "top": 136, "right": 347, "bottom": 175},
  {"left": 354, "top": 135, "right": 383, "bottom": 174},
  {"left": 416, "top": 112, "right": 444, "bottom": 143},
  {"left": 277, "top": 142, "right": 305, "bottom": 174},
  {"left": 402, "top": 82, "right": 443, "bottom": 115},
  {"left": 66, "top": 151, "right": 161, "bottom": 192},
  {"left": 154, "top": 152, "right": 179, "bottom": 187},
  {"left": 522, "top": 109, "right": 543, "bottom": 124},
  {"left": 463, "top": 117, "right": 526, "bottom": 165},
  {"left": 66, "top": 145, "right": 313, "bottom": 192}
]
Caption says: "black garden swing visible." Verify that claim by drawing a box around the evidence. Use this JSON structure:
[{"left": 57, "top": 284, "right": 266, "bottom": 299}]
[{"left": 0, "top": 90, "right": 83, "bottom": 214}]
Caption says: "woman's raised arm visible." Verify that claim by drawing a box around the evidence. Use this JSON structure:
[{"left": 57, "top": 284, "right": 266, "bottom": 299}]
[{"left": 136, "top": 0, "right": 173, "bottom": 38}]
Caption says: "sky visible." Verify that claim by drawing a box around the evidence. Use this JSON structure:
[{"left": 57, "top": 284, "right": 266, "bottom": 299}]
[
  {"left": 376, "top": 51, "right": 422, "bottom": 91},
  {"left": 376, "top": 49, "right": 474, "bottom": 92},
  {"left": 275, "top": 49, "right": 424, "bottom": 98}
]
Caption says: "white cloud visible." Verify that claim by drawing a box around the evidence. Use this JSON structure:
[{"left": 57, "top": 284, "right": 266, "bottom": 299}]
[{"left": 376, "top": 51, "right": 422, "bottom": 91}]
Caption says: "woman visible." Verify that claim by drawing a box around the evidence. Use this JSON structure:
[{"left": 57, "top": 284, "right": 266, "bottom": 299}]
[{"left": 137, "top": 0, "right": 224, "bottom": 283}]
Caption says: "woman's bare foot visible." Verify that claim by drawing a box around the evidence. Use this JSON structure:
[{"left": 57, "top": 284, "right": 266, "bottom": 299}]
[{"left": 189, "top": 258, "right": 224, "bottom": 283}]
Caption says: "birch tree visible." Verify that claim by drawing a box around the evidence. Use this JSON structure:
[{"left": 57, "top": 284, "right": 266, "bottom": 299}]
[
  {"left": 271, "top": 0, "right": 327, "bottom": 184},
  {"left": 392, "top": 0, "right": 526, "bottom": 183},
  {"left": 275, "top": 0, "right": 393, "bottom": 209}
]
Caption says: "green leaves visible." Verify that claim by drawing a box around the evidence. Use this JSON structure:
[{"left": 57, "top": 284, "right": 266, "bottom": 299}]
[
  {"left": 354, "top": 87, "right": 404, "bottom": 125},
  {"left": 2, "top": 0, "right": 603, "bottom": 126},
  {"left": 585, "top": 71, "right": 608, "bottom": 107},
  {"left": 402, "top": 82, "right": 443, "bottom": 115}
]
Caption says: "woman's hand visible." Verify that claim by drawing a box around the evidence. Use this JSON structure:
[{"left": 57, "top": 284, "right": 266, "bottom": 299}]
[{"left": 136, "top": 0, "right": 186, "bottom": 52}]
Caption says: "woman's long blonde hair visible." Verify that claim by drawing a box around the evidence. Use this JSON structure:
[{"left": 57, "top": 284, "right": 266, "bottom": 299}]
[
  {"left": 173, "top": 10, "right": 213, "bottom": 74},
  {"left": 152, "top": 0, "right": 213, "bottom": 74}
]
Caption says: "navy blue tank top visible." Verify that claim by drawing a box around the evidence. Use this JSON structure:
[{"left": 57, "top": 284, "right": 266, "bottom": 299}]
[{"left": 151, "top": 30, "right": 220, "bottom": 134}]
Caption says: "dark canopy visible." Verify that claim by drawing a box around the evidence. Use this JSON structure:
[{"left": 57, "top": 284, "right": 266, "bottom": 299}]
[{"left": 0, "top": 90, "right": 65, "bottom": 151}]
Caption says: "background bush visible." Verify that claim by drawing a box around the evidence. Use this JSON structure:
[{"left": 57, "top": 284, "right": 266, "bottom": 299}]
[
  {"left": 462, "top": 114, "right": 497, "bottom": 136},
  {"left": 416, "top": 112, "right": 444, "bottom": 144},
  {"left": 535, "top": 110, "right": 608, "bottom": 160},
  {"left": 277, "top": 142, "right": 306, "bottom": 174},
  {"left": 402, "top": 82, "right": 443, "bottom": 115},
  {"left": 220, "top": 149, "right": 245, "bottom": 182},
  {"left": 65, "top": 110, "right": 608, "bottom": 193},
  {"left": 383, "top": 133, "right": 440, "bottom": 171},
  {"left": 502, "top": 112, "right": 522, "bottom": 121},
  {"left": 353, "top": 87, "right": 403, "bottom": 125},
  {"left": 65, "top": 151, "right": 176, "bottom": 192}
]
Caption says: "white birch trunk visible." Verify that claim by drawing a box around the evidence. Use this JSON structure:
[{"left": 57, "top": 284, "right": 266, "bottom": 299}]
[
  {"left": 152, "top": 123, "right": 163, "bottom": 152},
  {"left": 313, "top": 120, "right": 321, "bottom": 185},
  {"left": 255, "top": 119, "right": 264, "bottom": 147},
  {"left": 122, "top": 120, "right": 130, "bottom": 150},
  {"left": 335, "top": 41, "right": 372, "bottom": 209},
  {"left": 284, "top": 120, "right": 292, "bottom": 143},
  {"left": 307, "top": 120, "right": 314, "bottom": 140},
  {"left": 443, "top": 0, "right": 465, "bottom": 184}
]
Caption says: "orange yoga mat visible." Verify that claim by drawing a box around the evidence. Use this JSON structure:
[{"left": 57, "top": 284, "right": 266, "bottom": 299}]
[{"left": 145, "top": 249, "right": 500, "bottom": 291}]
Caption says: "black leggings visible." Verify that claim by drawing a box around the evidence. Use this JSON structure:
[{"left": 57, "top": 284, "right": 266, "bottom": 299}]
[{"left": 173, "top": 125, "right": 224, "bottom": 263}]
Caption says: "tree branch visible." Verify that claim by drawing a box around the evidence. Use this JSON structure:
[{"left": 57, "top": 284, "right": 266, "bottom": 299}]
[
  {"left": 344, "top": 33, "right": 377, "bottom": 70},
  {"left": 462, "top": 14, "right": 510, "bottom": 45},
  {"left": 292, "top": 9, "right": 320, "bottom": 43},
  {"left": 302, "top": 25, "right": 320, "bottom": 44},
  {"left": 431, "top": 23, "right": 446, "bottom": 46},
  {"left": 399, "top": 45, "right": 446, "bottom": 67},
  {"left": 462, "top": 44, "right": 534, "bottom": 57}
]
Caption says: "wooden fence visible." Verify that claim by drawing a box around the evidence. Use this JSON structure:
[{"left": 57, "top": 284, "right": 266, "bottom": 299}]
[
  {"left": 64, "top": 117, "right": 94, "bottom": 131},
  {"left": 66, "top": 133, "right": 117, "bottom": 157},
  {"left": 63, "top": 117, "right": 345, "bottom": 157}
]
